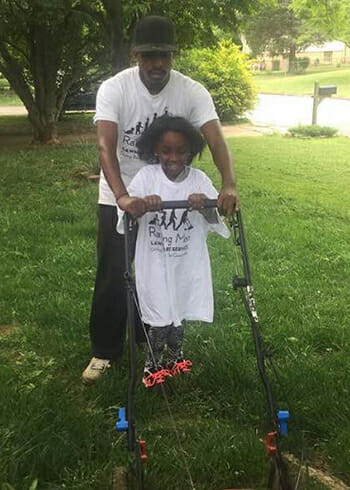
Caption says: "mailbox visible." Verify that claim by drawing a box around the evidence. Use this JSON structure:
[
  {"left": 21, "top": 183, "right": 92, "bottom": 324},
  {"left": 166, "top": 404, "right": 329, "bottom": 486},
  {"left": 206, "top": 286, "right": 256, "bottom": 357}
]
[
  {"left": 312, "top": 82, "right": 337, "bottom": 124},
  {"left": 318, "top": 85, "right": 337, "bottom": 97}
]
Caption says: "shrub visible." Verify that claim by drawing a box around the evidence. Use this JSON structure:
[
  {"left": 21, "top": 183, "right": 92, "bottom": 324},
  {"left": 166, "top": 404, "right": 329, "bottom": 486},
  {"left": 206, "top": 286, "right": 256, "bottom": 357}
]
[
  {"left": 288, "top": 125, "right": 338, "bottom": 138},
  {"left": 289, "top": 57, "right": 310, "bottom": 74},
  {"left": 298, "top": 57, "right": 310, "bottom": 71},
  {"left": 174, "top": 41, "right": 256, "bottom": 122},
  {"left": 0, "top": 76, "right": 10, "bottom": 91},
  {"left": 272, "top": 59, "right": 280, "bottom": 71}
]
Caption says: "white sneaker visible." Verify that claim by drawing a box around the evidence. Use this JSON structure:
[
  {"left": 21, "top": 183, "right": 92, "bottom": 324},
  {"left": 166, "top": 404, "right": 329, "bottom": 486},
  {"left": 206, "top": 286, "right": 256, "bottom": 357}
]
[{"left": 82, "top": 357, "right": 111, "bottom": 385}]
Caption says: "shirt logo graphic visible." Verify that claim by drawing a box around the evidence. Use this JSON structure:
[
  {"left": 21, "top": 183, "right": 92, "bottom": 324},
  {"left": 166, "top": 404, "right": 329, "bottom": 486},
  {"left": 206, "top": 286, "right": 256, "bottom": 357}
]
[
  {"left": 122, "top": 108, "right": 170, "bottom": 159},
  {"left": 149, "top": 209, "right": 193, "bottom": 231},
  {"left": 148, "top": 209, "right": 194, "bottom": 257}
]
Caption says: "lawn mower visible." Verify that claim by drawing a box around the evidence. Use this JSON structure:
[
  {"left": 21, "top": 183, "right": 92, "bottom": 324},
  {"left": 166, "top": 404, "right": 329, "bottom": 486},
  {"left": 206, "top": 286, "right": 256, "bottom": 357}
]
[{"left": 113, "top": 200, "right": 292, "bottom": 490}]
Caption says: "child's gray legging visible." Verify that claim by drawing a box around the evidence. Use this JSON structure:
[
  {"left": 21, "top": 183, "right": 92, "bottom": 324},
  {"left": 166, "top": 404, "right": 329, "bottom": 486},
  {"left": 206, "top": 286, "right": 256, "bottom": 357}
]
[{"left": 145, "top": 324, "right": 184, "bottom": 370}]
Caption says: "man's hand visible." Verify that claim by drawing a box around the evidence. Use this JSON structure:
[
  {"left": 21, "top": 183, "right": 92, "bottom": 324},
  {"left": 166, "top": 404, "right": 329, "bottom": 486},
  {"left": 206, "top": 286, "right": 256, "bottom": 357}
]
[
  {"left": 144, "top": 194, "right": 162, "bottom": 212},
  {"left": 188, "top": 193, "right": 206, "bottom": 210},
  {"left": 117, "top": 195, "right": 147, "bottom": 218},
  {"left": 217, "top": 183, "right": 240, "bottom": 217}
]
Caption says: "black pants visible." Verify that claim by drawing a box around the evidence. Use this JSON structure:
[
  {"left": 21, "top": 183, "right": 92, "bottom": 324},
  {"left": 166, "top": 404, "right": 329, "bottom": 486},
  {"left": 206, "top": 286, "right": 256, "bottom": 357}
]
[{"left": 89, "top": 204, "right": 143, "bottom": 361}]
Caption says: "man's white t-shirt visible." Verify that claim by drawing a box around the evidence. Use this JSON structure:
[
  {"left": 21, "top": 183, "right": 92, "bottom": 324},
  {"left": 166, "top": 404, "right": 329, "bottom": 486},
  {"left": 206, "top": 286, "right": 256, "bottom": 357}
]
[
  {"left": 117, "top": 165, "right": 230, "bottom": 327},
  {"left": 94, "top": 67, "right": 219, "bottom": 205}
]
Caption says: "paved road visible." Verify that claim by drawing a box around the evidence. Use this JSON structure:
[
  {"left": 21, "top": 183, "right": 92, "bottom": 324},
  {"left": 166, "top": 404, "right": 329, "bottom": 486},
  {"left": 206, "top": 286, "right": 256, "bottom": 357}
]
[{"left": 247, "top": 94, "right": 350, "bottom": 136}]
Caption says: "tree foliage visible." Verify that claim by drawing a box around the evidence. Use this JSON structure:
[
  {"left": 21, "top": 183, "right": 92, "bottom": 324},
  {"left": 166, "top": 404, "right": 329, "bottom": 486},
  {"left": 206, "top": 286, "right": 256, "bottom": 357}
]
[
  {"left": 243, "top": 0, "right": 337, "bottom": 72},
  {"left": 243, "top": 0, "right": 303, "bottom": 71},
  {"left": 291, "top": 0, "right": 350, "bottom": 46},
  {"left": 148, "top": 0, "right": 260, "bottom": 47},
  {"left": 0, "top": 0, "right": 260, "bottom": 143},
  {"left": 0, "top": 1, "right": 110, "bottom": 142},
  {"left": 175, "top": 41, "right": 256, "bottom": 121},
  {"left": 244, "top": 0, "right": 350, "bottom": 74}
]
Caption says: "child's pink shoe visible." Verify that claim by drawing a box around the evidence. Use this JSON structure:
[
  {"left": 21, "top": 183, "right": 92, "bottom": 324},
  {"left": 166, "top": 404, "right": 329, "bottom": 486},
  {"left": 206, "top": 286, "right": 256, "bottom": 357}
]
[
  {"left": 167, "top": 359, "right": 192, "bottom": 377},
  {"left": 142, "top": 368, "right": 171, "bottom": 388}
]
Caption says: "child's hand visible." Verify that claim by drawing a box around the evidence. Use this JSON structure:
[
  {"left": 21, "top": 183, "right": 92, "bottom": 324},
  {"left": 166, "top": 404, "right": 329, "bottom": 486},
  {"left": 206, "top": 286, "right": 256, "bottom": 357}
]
[
  {"left": 117, "top": 195, "right": 146, "bottom": 218},
  {"left": 144, "top": 195, "right": 162, "bottom": 212},
  {"left": 188, "top": 193, "right": 207, "bottom": 211}
]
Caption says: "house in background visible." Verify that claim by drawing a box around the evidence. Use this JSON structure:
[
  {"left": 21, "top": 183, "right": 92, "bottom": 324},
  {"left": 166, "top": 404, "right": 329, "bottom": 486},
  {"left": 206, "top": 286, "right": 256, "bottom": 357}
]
[
  {"left": 243, "top": 39, "right": 350, "bottom": 71},
  {"left": 302, "top": 40, "right": 350, "bottom": 66}
]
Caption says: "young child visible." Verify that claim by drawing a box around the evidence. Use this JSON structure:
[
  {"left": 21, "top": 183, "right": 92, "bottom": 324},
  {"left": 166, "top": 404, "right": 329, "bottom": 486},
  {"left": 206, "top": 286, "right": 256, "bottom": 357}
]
[{"left": 118, "top": 115, "right": 230, "bottom": 388}]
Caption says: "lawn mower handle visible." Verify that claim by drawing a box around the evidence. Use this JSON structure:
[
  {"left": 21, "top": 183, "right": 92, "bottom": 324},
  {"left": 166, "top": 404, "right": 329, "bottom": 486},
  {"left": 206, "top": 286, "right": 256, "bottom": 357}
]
[{"left": 160, "top": 198, "right": 217, "bottom": 209}]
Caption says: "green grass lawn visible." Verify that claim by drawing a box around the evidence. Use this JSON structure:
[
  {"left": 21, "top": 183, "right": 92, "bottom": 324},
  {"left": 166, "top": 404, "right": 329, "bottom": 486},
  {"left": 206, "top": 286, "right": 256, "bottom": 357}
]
[
  {"left": 254, "top": 66, "right": 350, "bottom": 98},
  {"left": 0, "top": 113, "right": 95, "bottom": 138},
  {"left": 0, "top": 91, "right": 22, "bottom": 106},
  {"left": 1, "top": 132, "right": 350, "bottom": 489},
  {"left": 0, "top": 77, "right": 23, "bottom": 105}
]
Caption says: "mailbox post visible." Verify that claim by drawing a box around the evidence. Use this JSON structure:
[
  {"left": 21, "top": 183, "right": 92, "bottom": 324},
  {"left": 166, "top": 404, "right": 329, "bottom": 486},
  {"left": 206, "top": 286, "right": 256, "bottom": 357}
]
[{"left": 312, "top": 82, "right": 337, "bottom": 124}]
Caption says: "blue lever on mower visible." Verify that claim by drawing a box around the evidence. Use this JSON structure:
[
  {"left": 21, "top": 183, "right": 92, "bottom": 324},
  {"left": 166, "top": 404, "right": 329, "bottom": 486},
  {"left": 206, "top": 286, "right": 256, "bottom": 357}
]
[
  {"left": 277, "top": 410, "right": 290, "bottom": 436},
  {"left": 116, "top": 407, "right": 129, "bottom": 432}
]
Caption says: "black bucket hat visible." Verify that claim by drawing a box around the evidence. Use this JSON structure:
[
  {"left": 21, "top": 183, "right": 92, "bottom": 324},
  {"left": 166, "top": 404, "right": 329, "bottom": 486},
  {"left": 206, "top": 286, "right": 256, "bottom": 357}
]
[{"left": 132, "top": 16, "right": 177, "bottom": 53}]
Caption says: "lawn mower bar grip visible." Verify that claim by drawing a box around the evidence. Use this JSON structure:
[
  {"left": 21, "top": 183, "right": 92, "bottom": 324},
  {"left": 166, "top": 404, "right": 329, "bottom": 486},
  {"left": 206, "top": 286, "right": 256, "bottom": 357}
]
[{"left": 161, "top": 198, "right": 217, "bottom": 210}]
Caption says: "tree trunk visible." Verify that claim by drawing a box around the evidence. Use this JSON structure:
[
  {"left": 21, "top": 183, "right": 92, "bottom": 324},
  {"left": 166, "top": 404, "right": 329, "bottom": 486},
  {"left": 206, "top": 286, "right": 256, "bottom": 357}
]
[
  {"left": 27, "top": 24, "right": 62, "bottom": 143},
  {"left": 0, "top": 41, "right": 59, "bottom": 143},
  {"left": 287, "top": 44, "right": 297, "bottom": 73},
  {"left": 101, "top": 0, "right": 129, "bottom": 73},
  {"left": 27, "top": 109, "right": 60, "bottom": 144}
]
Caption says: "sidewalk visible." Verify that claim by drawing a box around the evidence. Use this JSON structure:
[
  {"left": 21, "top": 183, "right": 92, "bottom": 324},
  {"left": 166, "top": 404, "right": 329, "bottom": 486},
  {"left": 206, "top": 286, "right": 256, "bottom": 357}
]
[
  {"left": 222, "top": 122, "right": 274, "bottom": 138},
  {"left": 0, "top": 105, "right": 27, "bottom": 116}
]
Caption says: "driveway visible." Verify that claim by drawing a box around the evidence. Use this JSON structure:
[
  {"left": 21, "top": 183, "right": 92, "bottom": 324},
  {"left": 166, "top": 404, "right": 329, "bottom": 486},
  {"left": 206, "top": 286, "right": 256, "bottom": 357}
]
[{"left": 247, "top": 94, "right": 350, "bottom": 136}]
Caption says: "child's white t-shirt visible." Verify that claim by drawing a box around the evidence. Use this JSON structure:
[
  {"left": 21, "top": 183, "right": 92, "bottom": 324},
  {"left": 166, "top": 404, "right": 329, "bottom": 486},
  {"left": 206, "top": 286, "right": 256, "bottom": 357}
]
[
  {"left": 94, "top": 67, "right": 218, "bottom": 205},
  {"left": 117, "top": 164, "right": 230, "bottom": 327}
]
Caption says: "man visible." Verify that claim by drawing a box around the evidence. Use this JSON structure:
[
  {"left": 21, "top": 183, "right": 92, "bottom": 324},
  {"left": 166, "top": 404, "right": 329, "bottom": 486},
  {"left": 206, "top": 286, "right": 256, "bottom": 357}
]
[{"left": 82, "top": 15, "right": 239, "bottom": 385}]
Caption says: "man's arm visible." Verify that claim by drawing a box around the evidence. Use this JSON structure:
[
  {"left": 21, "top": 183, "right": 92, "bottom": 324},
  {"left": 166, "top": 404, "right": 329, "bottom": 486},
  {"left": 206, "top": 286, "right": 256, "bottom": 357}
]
[
  {"left": 96, "top": 120, "right": 146, "bottom": 217},
  {"left": 201, "top": 119, "right": 240, "bottom": 217}
]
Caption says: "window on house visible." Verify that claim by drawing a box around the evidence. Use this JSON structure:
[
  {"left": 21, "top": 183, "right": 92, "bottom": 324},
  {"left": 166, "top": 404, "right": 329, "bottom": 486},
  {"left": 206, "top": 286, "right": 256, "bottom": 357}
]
[{"left": 324, "top": 51, "right": 333, "bottom": 63}]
